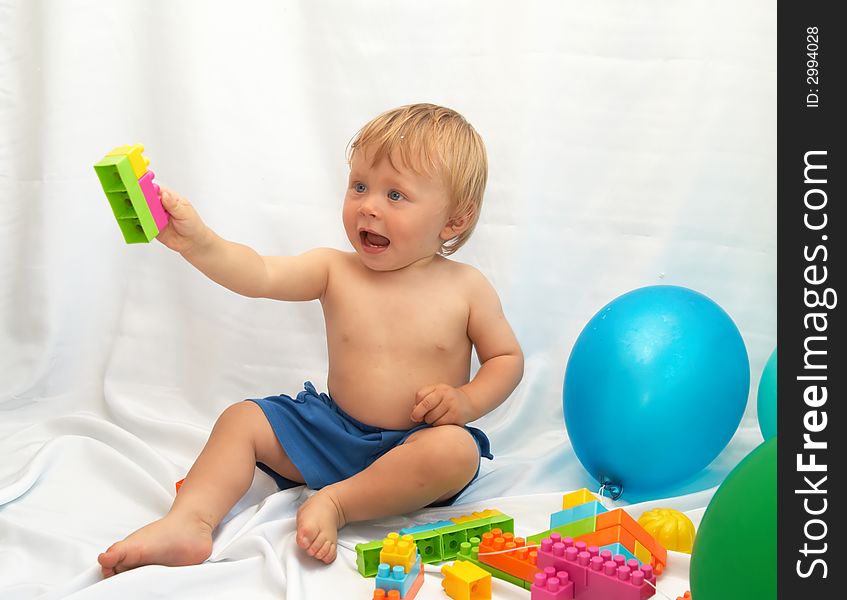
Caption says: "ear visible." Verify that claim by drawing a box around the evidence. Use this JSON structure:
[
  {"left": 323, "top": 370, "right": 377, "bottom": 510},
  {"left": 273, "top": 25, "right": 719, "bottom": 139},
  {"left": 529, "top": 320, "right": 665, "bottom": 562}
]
[{"left": 440, "top": 208, "right": 474, "bottom": 241}]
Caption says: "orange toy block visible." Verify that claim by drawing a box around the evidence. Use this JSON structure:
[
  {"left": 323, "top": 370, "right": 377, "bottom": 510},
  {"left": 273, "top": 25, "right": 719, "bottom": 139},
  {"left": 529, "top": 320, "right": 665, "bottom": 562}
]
[
  {"left": 175, "top": 478, "right": 184, "bottom": 493},
  {"left": 476, "top": 529, "right": 540, "bottom": 582},
  {"left": 595, "top": 509, "right": 667, "bottom": 571},
  {"left": 575, "top": 524, "right": 635, "bottom": 551}
]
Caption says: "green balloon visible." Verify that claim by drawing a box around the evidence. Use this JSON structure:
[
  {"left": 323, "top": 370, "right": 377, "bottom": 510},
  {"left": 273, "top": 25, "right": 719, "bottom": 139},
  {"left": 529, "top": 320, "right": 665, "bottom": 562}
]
[
  {"left": 690, "top": 437, "right": 776, "bottom": 600},
  {"left": 757, "top": 348, "right": 777, "bottom": 440}
]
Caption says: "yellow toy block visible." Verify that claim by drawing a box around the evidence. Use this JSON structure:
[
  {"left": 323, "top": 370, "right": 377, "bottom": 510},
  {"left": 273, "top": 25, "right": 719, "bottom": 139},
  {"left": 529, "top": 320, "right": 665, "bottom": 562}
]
[
  {"left": 107, "top": 144, "right": 151, "bottom": 179},
  {"left": 441, "top": 560, "right": 492, "bottom": 600},
  {"left": 380, "top": 533, "right": 416, "bottom": 573},
  {"left": 562, "top": 487, "right": 595, "bottom": 510},
  {"left": 451, "top": 509, "right": 502, "bottom": 524},
  {"left": 634, "top": 540, "right": 652, "bottom": 565}
]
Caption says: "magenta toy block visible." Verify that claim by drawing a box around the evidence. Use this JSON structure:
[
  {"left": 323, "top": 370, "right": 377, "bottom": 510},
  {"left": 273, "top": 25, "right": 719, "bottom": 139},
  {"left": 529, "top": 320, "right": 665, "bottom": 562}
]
[
  {"left": 138, "top": 171, "right": 168, "bottom": 231},
  {"left": 536, "top": 534, "right": 655, "bottom": 600},
  {"left": 531, "top": 568, "right": 574, "bottom": 599}
]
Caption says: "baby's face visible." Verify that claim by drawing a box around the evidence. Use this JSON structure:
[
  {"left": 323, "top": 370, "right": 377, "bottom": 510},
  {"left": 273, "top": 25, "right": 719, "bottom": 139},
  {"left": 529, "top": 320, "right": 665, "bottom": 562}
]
[{"left": 343, "top": 149, "right": 454, "bottom": 271}]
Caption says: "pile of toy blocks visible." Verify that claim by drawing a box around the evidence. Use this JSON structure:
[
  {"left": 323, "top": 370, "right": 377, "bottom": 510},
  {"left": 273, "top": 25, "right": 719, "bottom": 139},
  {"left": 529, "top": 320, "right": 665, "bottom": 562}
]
[
  {"left": 355, "top": 489, "right": 667, "bottom": 600},
  {"left": 371, "top": 533, "right": 425, "bottom": 599},
  {"left": 94, "top": 144, "right": 168, "bottom": 243}
]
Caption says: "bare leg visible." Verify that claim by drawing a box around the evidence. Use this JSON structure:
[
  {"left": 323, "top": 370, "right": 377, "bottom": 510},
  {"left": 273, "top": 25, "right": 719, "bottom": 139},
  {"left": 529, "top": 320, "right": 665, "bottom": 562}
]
[
  {"left": 98, "top": 401, "right": 302, "bottom": 578},
  {"left": 295, "top": 425, "right": 479, "bottom": 563}
]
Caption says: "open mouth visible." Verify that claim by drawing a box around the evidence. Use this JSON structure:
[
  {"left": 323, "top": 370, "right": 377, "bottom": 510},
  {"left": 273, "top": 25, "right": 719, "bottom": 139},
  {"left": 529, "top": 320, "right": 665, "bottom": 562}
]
[{"left": 360, "top": 230, "right": 390, "bottom": 250}]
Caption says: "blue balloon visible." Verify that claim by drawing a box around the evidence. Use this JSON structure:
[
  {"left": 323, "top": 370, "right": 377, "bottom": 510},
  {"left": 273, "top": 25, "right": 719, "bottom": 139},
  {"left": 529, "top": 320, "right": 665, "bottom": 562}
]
[
  {"left": 757, "top": 348, "right": 777, "bottom": 440},
  {"left": 564, "top": 286, "right": 749, "bottom": 496}
]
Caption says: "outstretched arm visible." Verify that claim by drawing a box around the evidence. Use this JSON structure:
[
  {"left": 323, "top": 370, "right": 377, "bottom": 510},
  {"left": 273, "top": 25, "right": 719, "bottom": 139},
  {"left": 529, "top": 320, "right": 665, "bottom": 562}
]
[{"left": 158, "top": 187, "right": 332, "bottom": 301}]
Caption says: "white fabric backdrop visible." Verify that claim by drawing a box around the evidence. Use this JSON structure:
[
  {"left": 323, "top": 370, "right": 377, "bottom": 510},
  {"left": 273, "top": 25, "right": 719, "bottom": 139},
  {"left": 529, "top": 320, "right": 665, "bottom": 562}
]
[{"left": 1, "top": 1, "right": 775, "bottom": 598}]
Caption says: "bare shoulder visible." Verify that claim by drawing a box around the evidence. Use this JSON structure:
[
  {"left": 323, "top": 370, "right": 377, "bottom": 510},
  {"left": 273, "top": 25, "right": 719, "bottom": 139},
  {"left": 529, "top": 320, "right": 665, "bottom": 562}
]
[{"left": 437, "top": 258, "right": 498, "bottom": 299}]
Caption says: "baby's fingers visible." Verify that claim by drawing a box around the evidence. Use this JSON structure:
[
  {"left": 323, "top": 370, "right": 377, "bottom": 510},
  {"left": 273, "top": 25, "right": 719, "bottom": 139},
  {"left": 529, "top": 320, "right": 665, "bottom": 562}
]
[{"left": 410, "top": 391, "right": 441, "bottom": 423}]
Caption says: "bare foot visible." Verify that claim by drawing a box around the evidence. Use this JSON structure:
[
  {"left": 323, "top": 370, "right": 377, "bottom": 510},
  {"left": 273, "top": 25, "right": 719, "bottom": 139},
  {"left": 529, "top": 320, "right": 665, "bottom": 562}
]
[
  {"left": 97, "top": 513, "right": 213, "bottom": 578},
  {"left": 295, "top": 490, "right": 346, "bottom": 563}
]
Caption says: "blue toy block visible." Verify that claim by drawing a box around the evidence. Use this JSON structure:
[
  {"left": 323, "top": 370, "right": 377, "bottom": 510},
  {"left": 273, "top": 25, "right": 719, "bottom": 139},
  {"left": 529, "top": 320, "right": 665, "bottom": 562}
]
[
  {"left": 550, "top": 501, "right": 607, "bottom": 529},
  {"left": 400, "top": 520, "right": 455, "bottom": 535},
  {"left": 599, "top": 543, "right": 639, "bottom": 564},
  {"left": 375, "top": 554, "right": 422, "bottom": 597}
]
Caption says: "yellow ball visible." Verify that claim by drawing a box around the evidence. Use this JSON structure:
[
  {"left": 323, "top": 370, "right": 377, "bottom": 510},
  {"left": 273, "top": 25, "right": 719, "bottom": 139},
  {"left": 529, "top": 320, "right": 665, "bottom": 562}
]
[{"left": 638, "top": 508, "right": 696, "bottom": 554}]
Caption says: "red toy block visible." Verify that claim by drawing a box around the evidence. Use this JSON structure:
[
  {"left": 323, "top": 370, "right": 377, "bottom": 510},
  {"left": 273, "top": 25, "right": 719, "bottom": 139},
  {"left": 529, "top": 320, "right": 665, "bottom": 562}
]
[
  {"left": 531, "top": 567, "right": 575, "bottom": 599},
  {"left": 477, "top": 529, "right": 540, "bottom": 582},
  {"left": 595, "top": 509, "right": 667, "bottom": 573},
  {"left": 175, "top": 478, "right": 184, "bottom": 493},
  {"left": 536, "top": 533, "right": 655, "bottom": 600}
]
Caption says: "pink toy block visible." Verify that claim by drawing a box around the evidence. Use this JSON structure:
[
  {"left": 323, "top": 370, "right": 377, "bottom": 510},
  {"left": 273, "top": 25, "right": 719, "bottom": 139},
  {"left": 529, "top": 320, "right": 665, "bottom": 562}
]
[
  {"left": 531, "top": 567, "right": 574, "bottom": 599},
  {"left": 138, "top": 171, "right": 168, "bottom": 231},
  {"left": 536, "top": 533, "right": 655, "bottom": 600}
]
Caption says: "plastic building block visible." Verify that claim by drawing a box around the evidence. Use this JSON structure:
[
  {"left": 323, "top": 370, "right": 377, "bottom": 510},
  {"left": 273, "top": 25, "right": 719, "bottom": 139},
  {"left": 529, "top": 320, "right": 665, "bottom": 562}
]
[
  {"left": 634, "top": 541, "right": 652, "bottom": 565},
  {"left": 531, "top": 567, "right": 575, "bottom": 600},
  {"left": 175, "top": 478, "right": 184, "bottom": 493},
  {"left": 357, "top": 540, "right": 385, "bottom": 577},
  {"left": 410, "top": 529, "right": 442, "bottom": 564},
  {"left": 375, "top": 554, "right": 421, "bottom": 597},
  {"left": 400, "top": 520, "right": 455, "bottom": 535},
  {"left": 435, "top": 523, "right": 469, "bottom": 560},
  {"left": 373, "top": 566, "right": 424, "bottom": 600},
  {"left": 637, "top": 508, "right": 695, "bottom": 554},
  {"left": 675, "top": 592, "right": 691, "bottom": 600},
  {"left": 595, "top": 509, "right": 667, "bottom": 573},
  {"left": 599, "top": 543, "right": 638, "bottom": 564},
  {"left": 562, "top": 488, "right": 595, "bottom": 510},
  {"left": 576, "top": 525, "right": 636, "bottom": 552},
  {"left": 138, "top": 171, "right": 167, "bottom": 230},
  {"left": 535, "top": 533, "right": 656, "bottom": 600},
  {"left": 94, "top": 144, "right": 165, "bottom": 244},
  {"left": 477, "top": 529, "right": 540, "bottom": 582},
  {"left": 485, "top": 513, "right": 515, "bottom": 535},
  {"left": 106, "top": 143, "right": 150, "bottom": 178},
  {"left": 441, "top": 560, "right": 492, "bottom": 600},
  {"left": 451, "top": 509, "right": 503, "bottom": 524},
  {"left": 527, "top": 515, "right": 598, "bottom": 544},
  {"left": 550, "top": 501, "right": 608, "bottom": 529},
  {"left": 380, "top": 533, "right": 416, "bottom": 572},
  {"left": 458, "top": 539, "right": 529, "bottom": 589}
]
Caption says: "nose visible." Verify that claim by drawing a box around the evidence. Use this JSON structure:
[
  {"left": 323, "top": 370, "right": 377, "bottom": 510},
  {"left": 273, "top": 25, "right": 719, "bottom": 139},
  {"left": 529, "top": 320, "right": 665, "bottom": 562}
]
[{"left": 358, "top": 194, "right": 380, "bottom": 218}]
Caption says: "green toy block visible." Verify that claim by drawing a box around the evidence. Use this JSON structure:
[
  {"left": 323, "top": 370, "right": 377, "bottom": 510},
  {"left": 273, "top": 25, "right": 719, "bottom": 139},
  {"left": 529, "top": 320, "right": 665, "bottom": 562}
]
[
  {"left": 410, "top": 529, "right": 442, "bottom": 564},
  {"left": 434, "top": 523, "right": 468, "bottom": 560},
  {"left": 355, "top": 539, "right": 384, "bottom": 577},
  {"left": 485, "top": 513, "right": 514, "bottom": 534},
  {"left": 526, "top": 515, "right": 598, "bottom": 544},
  {"left": 462, "top": 519, "right": 493, "bottom": 541},
  {"left": 457, "top": 539, "right": 530, "bottom": 589},
  {"left": 94, "top": 154, "right": 158, "bottom": 243}
]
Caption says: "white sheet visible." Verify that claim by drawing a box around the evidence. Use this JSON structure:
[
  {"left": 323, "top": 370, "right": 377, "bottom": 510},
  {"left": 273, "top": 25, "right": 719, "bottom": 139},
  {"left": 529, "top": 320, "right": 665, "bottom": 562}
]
[{"left": 1, "top": 1, "right": 775, "bottom": 598}]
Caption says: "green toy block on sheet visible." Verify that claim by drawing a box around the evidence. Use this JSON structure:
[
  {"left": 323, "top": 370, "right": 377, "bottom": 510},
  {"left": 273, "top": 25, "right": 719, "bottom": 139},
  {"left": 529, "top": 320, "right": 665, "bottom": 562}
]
[
  {"left": 411, "top": 529, "right": 442, "bottom": 564},
  {"left": 526, "top": 515, "right": 597, "bottom": 544},
  {"left": 434, "top": 523, "right": 469, "bottom": 560},
  {"left": 355, "top": 539, "right": 384, "bottom": 577},
  {"left": 94, "top": 154, "right": 158, "bottom": 243},
  {"left": 457, "top": 538, "right": 532, "bottom": 590},
  {"left": 485, "top": 513, "right": 514, "bottom": 535}
]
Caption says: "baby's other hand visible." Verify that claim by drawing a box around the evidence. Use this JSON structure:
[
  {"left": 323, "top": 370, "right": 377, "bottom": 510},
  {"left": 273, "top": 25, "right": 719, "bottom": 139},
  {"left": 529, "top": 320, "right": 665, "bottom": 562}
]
[
  {"left": 156, "top": 186, "right": 209, "bottom": 255},
  {"left": 410, "top": 384, "right": 473, "bottom": 427}
]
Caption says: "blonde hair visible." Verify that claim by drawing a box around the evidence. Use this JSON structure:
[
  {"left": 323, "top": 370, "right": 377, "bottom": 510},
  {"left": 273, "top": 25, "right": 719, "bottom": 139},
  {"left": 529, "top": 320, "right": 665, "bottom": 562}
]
[{"left": 347, "top": 103, "right": 488, "bottom": 256}]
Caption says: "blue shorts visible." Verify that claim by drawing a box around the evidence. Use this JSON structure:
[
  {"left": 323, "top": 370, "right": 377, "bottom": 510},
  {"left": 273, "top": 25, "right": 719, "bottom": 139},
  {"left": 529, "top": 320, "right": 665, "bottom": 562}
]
[{"left": 249, "top": 382, "right": 493, "bottom": 505}]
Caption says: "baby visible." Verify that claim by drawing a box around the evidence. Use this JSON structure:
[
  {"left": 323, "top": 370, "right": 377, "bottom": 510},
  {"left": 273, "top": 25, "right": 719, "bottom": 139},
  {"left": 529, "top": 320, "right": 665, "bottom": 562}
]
[{"left": 98, "top": 103, "right": 524, "bottom": 577}]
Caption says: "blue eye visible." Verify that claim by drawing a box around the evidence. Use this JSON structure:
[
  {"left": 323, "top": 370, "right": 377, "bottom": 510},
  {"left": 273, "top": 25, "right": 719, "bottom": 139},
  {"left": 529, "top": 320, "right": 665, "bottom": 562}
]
[
  {"left": 354, "top": 183, "right": 367, "bottom": 193},
  {"left": 388, "top": 190, "right": 405, "bottom": 202}
]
